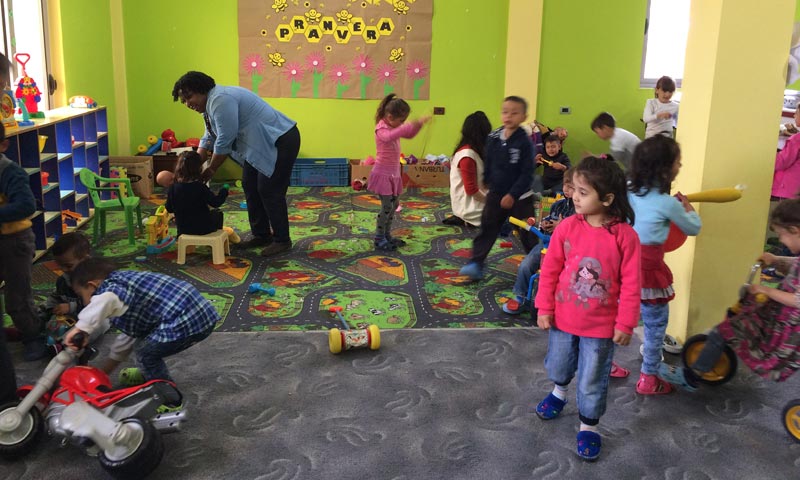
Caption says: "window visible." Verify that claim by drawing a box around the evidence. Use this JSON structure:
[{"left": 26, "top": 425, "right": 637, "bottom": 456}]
[
  {"left": 641, "top": 0, "right": 690, "bottom": 88},
  {"left": 0, "top": 0, "right": 52, "bottom": 110}
]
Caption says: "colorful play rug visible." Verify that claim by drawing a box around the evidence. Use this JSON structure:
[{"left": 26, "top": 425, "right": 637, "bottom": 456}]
[{"left": 29, "top": 186, "right": 553, "bottom": 332}]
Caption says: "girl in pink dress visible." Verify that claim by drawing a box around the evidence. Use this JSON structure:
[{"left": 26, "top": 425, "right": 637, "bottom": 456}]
[{"left": 369, "top": 94, "right": 430, "bottom": 251}]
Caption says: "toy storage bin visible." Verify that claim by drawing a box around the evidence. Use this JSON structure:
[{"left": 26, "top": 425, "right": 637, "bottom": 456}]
[{"left": 290, "top": 158, "right": 349, "bottom": 186}]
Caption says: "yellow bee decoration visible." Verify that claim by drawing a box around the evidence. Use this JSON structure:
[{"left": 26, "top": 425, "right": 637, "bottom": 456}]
[
  {"left": 271, "top": 0, "right": 288, "bottom": 13},
  {"left": 305, "top": 9, "right": 322, "bottom": 23},
  {"left": 336, "top": 9, "right": 353, "bottom": 23},
  {"left": 393, "top": 0, "right": 410, "bottom": 15},
  {"left": 389, "top": 48, "right": 404, "bottom": 62},
  {"left": 268, "top": 52, "right": 286, "bottom": 67}
]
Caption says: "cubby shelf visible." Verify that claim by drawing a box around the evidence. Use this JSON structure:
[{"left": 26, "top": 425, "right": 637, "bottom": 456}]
[{"left": 4, "top": 107, "right": 109, "bottom": 262}]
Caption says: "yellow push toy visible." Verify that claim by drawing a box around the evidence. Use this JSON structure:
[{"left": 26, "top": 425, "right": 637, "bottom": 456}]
[{"left": 327, "top": 306, "right": 380, "bottom": 354}]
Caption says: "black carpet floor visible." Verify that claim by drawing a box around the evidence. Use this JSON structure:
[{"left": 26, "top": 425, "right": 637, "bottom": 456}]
[{"left": 4, "top": 329, "right": 800, "bottom": 479}]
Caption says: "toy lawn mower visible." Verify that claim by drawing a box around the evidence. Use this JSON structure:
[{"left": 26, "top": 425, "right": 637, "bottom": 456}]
[{"left": 0, "top": 333, "right": 185, "bottom": 479}]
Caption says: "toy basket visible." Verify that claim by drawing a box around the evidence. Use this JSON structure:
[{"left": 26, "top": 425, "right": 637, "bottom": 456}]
[{"left": 290, "top": 158, "right": 349, "bottom": 187}]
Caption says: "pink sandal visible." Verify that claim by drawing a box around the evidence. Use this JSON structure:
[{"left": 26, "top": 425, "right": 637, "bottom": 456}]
[
  {"left": 609, "top": 361, "right": 630, "bottom": 378},
  {"left": 635, "top": 373, "right": 674, "bottom": 395}
]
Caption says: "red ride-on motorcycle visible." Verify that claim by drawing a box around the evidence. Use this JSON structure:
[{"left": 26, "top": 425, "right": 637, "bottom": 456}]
[{"left": 0, "top": 334, "right": 185, "bottom": 479}]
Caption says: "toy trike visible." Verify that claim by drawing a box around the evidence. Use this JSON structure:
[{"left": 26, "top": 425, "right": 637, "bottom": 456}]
[
  {"left": 0, "top": 334, "right": 185, "bottom": 479},
  {"left": 678, "top": 263, "right": 800, "bottom": 443}
]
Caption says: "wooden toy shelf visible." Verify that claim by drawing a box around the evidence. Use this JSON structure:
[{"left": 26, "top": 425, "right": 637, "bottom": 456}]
[{"left": 4, "top": 107, "right": 109, "bottom": 261}]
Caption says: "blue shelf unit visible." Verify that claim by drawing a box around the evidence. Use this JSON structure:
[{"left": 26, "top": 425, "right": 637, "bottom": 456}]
[{"left": 4, "top": 107, "right": 109, "bottom": 260}]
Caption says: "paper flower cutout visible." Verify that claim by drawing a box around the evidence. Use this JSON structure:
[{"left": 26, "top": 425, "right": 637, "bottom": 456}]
[
  {"left": 377, "top": 63, "right": 398, "bottom": 83},
  {"left": 243, "top": 54, "right": 265, "bottom": 75},
  {"left": 328, "top": 64, "right": 351, "bottom": 83},
  {"left": 353, "top": 54, "right": 373, "bottom": 73},
  {"left": 283, "top": 62, "right": 305, "bottom": 81},
  {"left": 305, "top": 51, "right": 326, "bottom": 72},
  {"left": 406, "top": 60, "right": 427, "bottom": 79}
]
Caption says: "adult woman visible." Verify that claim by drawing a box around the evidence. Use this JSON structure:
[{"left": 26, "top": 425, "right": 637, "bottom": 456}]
[{"left": 171, "top": 71, "right": 301, "bottom": 256}]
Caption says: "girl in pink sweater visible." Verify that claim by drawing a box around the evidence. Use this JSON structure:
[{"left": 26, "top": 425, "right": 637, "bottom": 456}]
[
  {"left": 369, "top": 94, "right": 430, "bottom": 250},
  {"left": 534, "top": 156, "right": 641, "bottom": 461}
]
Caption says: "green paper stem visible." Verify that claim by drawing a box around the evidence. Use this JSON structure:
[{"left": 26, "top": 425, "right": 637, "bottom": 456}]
[
  {"left": 313, "top": 71, "right": 324, "bottom": 98},
  {"left": 336, "top": 82, "right": 350, "bottom": 99},
  {"left": 251, "top": 74, "right": 263, "bottom": 95},
  {"left": 291, "top": 79, "right": 302, "bottom": 98},
  {"left": 359, "top": 73, "right": 373, "bottom": 99},
  {"left": 413, "top": 78, "right": 426, "bottom": 100},
  {"left": 383, "top": 83, "right": 394, "bottom": 96}
]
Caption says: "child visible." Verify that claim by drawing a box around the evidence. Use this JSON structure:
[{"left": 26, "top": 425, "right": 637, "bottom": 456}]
[
  {"left": 44, "top": 232, "right": 91, "bottom": 318},
  {"left": 444, "top": 111, "right": 492, "bottom": 227},
  {"left": 642, "top": 76, "right": 679, "bottom": 139},
  {"left": 0, "top": 122, "right": 46, "bottom": 361},
  {"left": 533, "top": 156, "right": 640, "bottom": 461},
  {"left": 165, "top": 150, "right": 229, "bottom": 237},
  {"left": 627, "top": 135, "right": 702, "bottom": 395},
  {"left": 503, "top": 168, "right": 575, "bottom": 315},
  {"left": 369, "top": 94, "right": 430, "bottom": 250},
  {"left": 659, "top": 198, "right": 800, "bottom": 389},
  {"left": 537, "top": 132, "right": 571, "bottom": 193},
  {"left": 591, "top": 112, "right": 641, "bottom": 171},
  {"left": 459, "top": 96, "right": 537, "bottom": 280},
  {"left": 772, "top": 104, "right": 800, "bottom": 201},
  {"left": 64, "top": 257, "right": 218, "bottom": 383}
]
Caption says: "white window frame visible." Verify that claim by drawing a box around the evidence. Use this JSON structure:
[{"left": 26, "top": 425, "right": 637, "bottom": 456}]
[
  {"left": 640, "top": 0, "right": 690, "bottom": 88},
  {"left": 0, "top": 0, "right": 52, "bottom": 110}
]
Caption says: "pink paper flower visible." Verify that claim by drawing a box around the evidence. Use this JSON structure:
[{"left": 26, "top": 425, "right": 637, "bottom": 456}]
[
  {"left": 406, "top": 60, "right": 428, "bottom": 80},
  {"left": 242, "top": 54, "right": 265, "bottom": 75},
  {"left": 305, "top": 52, "right": 326, "bottom": 73},
  {"left": 353, "top": 54, "right": 373, "bottom": 74},
  {"left": 328, "top": 64, "right": 351, "bottom": 83},
  {"left": 377, "top": 63, "right": 398, "bottom": 84},
  {"left": 283, "top": 62, "right": 305, "bottom": 82}
]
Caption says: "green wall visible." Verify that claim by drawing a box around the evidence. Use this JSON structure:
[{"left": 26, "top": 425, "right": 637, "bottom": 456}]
[
  {"left": 59, "top": 0, "right": 117, "bottom": 153},
  {"left": 537, "top": 0, "right": 654, "bottom": 162},
  {"left": 117, "top": 0, "right": 509, "bottom": 177}
]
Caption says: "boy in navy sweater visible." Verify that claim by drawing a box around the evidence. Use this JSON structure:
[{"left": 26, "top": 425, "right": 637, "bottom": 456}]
[
  {"left": 460, "top": 96, "right": 536, "bottom": 281},
  {"left": 0, "top": 122, "right": 47, "bottom": 361}
]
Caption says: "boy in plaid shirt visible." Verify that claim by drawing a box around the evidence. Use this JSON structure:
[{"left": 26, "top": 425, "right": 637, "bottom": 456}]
[{"left": 65, "top": 258, "right": 218, "bottom": 382}]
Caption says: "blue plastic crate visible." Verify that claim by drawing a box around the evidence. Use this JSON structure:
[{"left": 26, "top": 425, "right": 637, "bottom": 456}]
[{"left": 290, "top": 158, "right": 349, "bottom": 186}]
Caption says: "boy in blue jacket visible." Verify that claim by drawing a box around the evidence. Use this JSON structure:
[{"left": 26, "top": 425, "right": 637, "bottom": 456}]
[
  {"left": 460, "top": 96, "right": 536, "bottom": 281},
  {"left": 0, "top": 122, "right": 47, "bottom": 361}
]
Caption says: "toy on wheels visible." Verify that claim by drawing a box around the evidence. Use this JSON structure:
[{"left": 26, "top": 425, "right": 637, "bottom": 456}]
[
  {"left": 327, "top": 306, "right": 380, "bottom": 354},
  {"left": 0, "top": 333, "right": 185, "bottom": 479},
  {"left": 782, "top": 399, "right": 800, "bottom": 443},
  {"left": 679, "top": 263, "right": 768, "bottom": 385},
  {"left": 507, "top": 216, "right": 552, "bottom": 313}
]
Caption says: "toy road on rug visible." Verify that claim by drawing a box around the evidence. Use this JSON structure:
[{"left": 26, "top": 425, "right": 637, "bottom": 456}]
[{"left": 30, "top": 186, "right": 539, "bottom": 331}]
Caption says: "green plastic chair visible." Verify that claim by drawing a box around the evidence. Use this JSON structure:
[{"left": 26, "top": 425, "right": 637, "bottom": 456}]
[{"left": 79, "top": 168, "right": 143, "bottom": 245}]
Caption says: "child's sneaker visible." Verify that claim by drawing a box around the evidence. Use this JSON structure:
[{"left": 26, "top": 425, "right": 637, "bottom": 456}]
[
  {"left": 502, "top": 295, "right": 529, "bottom": 315},
  {"left": 635, "top": 372, "right": 674, "bottom": 395},
  {"left": 119, "top": 367, "right": 146, "bottom": 387},
  {"left": 374, "top": 237, "right": 397, "bottom": 251},
  {"left": 535, "top": 393, "right": 566, "bottom": 420},
  {"left": 459, "top": 262, "right": 484, "bottom": 281},
  {"left": 576, "top": 431, "right": 601, "bottom": 461}
]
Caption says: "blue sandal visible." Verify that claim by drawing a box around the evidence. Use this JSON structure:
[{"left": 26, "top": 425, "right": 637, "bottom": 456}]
[
  {"left": 576, "top": 430, "right": 601, "bottom": 461},
  {"left": 657, "top": 363, "right": 698, "bottom": 392},
  {"left": 535, "top": 393, "right": 566, "bottom": 420}
]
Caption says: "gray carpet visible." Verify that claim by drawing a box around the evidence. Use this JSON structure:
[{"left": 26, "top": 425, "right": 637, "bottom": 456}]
[{"left": 3, "top": 329, "right": 800, "bottom": 479}]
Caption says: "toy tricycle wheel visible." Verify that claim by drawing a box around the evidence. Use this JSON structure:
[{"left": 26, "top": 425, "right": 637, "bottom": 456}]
[
  {"left": 0, "top": 401, "right": 44, "bottom": 459},
  {"left": 368, "top": 324, "right": 381, "bottom": 350},
  {"left": 329, "top": 328, "right": 343, "bottom": 354},
  {"left": 98, "top": 417, "right": 164, "bottom": 480},
  {"left": 783, "top": 400, "right": 800, "bottom": 443},
  {"left": 681, "top": 334, "right": 737, "bottom": 385}
]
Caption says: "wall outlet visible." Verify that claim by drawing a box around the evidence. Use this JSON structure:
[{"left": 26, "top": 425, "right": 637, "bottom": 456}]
[
  {"left": 433, "top": 106, "right": 445, "bottom": 115},
  {"left": 560, "top": 106, "right": 571, "bottom": 114}
]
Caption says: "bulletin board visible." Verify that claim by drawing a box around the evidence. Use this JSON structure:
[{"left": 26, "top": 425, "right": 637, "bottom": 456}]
[{"left": 238, "top": 0, "right": 433, "bottom": 100}]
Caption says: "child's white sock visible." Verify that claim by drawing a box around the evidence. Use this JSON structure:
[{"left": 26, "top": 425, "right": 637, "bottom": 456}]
[
  {"left": 552, "top": 384, "right": 568, "bottom": 401},
  {"left": 580, "top": 422, "right": 599, "bottom": 433}
]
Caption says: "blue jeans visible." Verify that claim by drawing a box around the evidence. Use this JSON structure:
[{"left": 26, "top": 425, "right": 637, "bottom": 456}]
[
  {"left": 640, "top": 302, "right": 669, "bottom": 375},
  {"left": 135, "top": 326, "right": 214, "bottom": 382},
  {"left": 544, "top": 327, "right": 615, "bottom": 422},
  {"left": 513, "top": 242, "right": 543, "bottom": 298}
]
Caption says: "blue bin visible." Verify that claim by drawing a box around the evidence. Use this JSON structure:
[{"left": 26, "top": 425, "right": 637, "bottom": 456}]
[{"left": 289, "top": 158, "right": 349, "bottom": 186}]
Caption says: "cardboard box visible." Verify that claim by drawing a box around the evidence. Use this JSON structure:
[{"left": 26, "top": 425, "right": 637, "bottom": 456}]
[
  {"left": 110, "top": 156, "right": 154, "bottom": 198},
  {"left": 349, "top": 159, "right": 450, "bottom": 188}
]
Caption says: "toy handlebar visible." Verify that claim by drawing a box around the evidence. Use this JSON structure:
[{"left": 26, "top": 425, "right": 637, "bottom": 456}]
[{"left": 509, "top": 216, "right": 551, "bottom": 245}]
